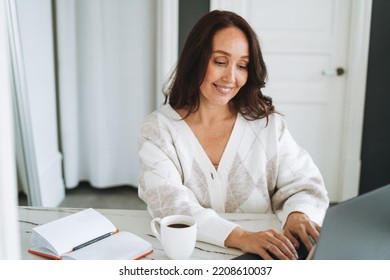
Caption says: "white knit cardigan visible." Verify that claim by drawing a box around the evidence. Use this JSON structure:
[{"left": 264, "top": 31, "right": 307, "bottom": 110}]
[{"left": 138, "top": 104, "right": 329, "bottom": 247}]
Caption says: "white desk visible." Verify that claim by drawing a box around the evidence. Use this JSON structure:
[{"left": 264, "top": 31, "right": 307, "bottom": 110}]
[{"left": 18, "top": 207, "right": 282, "bottom": 260}]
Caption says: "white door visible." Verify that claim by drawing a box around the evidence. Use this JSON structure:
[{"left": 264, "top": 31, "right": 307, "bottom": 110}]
[{"left": 211, "top": 0, "right": 352, "bottom": 202}]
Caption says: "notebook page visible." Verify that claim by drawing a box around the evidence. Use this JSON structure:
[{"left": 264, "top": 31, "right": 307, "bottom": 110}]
[
  {"left": 32, "top": 208, "right": 117, "bottom": 256},
  {"left": 62, "top": 231, "right": 153, "bottom": 260}
]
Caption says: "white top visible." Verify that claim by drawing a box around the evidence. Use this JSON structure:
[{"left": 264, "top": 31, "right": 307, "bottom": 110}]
[{"left": 138, "top": 104, "right": 329, "bottom": 247}]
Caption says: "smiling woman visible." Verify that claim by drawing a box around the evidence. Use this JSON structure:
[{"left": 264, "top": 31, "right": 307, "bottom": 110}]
[{"left": 138, "top": 10, "right": 329, "bottom": 260}]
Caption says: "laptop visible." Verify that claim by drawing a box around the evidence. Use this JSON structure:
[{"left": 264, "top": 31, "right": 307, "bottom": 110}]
[
  {"left": 233, "top": 184, "right": 390, "bottom": 260},
  {"left": 312, "top": 184, "right": 390, "bottom": 260}
]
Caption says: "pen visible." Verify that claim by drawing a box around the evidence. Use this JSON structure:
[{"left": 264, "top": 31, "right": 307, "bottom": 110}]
[{"left": 72, "top": 232, "right": 113, "bottom": 251}]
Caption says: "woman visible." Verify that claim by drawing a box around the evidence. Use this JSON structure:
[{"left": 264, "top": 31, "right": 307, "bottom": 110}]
[{"left": 138, "top": 10, "right": 329, "bottom": 260}]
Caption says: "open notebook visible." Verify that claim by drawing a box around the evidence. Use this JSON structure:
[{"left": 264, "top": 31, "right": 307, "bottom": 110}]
[{"left": 28, "top": 208, "right": 153, "bottom": 260}]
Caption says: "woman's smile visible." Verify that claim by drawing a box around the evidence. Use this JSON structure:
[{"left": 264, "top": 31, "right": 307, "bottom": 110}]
[{"left": 213, "top": 83, "right": 234, "bottom": 94}]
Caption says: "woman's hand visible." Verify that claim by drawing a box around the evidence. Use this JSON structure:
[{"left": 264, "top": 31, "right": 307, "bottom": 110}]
[
  {"left": 225, "top": 227, "right": 298, "bottom": 260},
  {"left": 283, "top": 211, "right": 321, "bottom": 252}
]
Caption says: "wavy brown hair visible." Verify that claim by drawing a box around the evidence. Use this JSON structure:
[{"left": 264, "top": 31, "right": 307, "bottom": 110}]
[{"left": 164, "top": 10, "right": 275, "bottom": 121}]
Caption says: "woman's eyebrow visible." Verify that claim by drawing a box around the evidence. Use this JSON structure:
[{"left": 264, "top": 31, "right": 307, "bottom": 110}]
[{"left": 212, "top": 50, "right": 249, "bottom": 59}]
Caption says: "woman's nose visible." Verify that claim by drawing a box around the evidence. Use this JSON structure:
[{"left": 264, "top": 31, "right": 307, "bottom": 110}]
[{"left": 222, "top": 65, "right": 235, "bottom": 82}]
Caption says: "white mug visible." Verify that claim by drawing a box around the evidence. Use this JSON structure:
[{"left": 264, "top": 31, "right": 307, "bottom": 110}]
[{"left": 151, "top": 215, "right": 197, "bottom": 260}]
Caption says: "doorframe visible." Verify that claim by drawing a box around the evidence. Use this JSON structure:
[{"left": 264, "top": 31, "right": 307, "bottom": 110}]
[
  {"left": 160, "top": 0, "right": 372, "bottom": 202},
  {"left": 340, "top": 0, "right": 372, "bottom": 201},
  {"left": 156, "top": 0, "right": 178, "bottom": 108}
]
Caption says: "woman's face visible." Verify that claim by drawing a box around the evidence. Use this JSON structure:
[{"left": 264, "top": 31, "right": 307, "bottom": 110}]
[{"left": 199, "top": 27, "right": 249, "bottom": 108}]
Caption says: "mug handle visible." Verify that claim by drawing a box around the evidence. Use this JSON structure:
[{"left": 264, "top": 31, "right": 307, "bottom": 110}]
[{"left": 151, "top": 218, "right": 162, "bottom": 242}]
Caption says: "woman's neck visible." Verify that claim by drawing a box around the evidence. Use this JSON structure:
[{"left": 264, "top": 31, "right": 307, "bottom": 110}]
[{"left": 179, "top": 102, "right": 236, "bottom": 126}]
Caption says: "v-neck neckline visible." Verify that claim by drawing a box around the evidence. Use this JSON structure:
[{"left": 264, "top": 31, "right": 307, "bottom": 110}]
[{"left": 164, "top": 105, "right": 243, "bottom": 174}]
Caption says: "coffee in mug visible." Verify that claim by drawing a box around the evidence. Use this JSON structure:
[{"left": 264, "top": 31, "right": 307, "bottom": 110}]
[
  {"left": 167, "top": 223, "right": 190, "bottom": 228},
  {"left": 151, "top": 215, "right": 197, "bottom": 260}
]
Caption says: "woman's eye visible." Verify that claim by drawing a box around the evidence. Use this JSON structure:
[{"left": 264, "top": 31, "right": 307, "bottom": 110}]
[
  {"left": 214, "top": 60, "right": 226, "bottom": 65},
  {"left": 238, "top": 64, "right": 248, "bottom": 70}
]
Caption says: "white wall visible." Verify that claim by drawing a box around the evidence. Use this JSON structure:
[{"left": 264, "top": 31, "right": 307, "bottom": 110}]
[{"left": 16, "top": 0, "right": 65, "bottom": 206}]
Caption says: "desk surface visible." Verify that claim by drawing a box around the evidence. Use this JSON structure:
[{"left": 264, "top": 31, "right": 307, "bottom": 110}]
[{"left": 18, "top": 207, "right": 281, "bottom": 260}]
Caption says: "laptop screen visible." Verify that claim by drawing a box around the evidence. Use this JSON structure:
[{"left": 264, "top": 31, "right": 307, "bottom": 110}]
[{"left": 312, "top": 184, "right": 390, "bottom": 260}]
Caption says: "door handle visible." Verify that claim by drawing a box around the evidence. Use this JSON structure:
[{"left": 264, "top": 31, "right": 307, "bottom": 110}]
[{"left": 322, "top": 67, "right": 345, "bottom": 76}]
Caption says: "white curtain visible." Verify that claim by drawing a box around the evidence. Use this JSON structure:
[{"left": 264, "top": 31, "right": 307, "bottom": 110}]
[{"left": 55, "top": 0, "right": 157, "bottom": 189}]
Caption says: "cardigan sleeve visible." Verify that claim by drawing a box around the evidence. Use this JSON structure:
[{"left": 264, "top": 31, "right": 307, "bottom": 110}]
[
  {"left": 271, "top": 117, "right": 329, "bottom": 227},
  {"left": 138, "top": 112, "right": 238, "bottom": 247}
]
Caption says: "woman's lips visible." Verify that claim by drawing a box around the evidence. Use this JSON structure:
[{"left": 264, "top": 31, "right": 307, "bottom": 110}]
[{"left": 213, "top": 83, "right": 234, "bottom": 94}]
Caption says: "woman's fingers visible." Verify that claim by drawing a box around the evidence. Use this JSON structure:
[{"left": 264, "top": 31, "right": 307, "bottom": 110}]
[
  {"left": 299, "top": 224, "right": 320, "bottom": 251},
  {"left": 283, "top": 212, "right": 323, "bottom": 252},
  {"left": 228, "top": 228, "right": 301, "bottom": 260},
  {"left": 283, "top": 230, "right": 300, "bottom": 249},
  {"left": 269, "top": 232, "right": 298, "bottom": 260},
  {"left": 261, "top": 230, "right": 298, "bottom": 260}
]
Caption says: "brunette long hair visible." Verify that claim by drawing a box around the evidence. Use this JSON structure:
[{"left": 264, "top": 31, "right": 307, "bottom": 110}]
[{"left": 164, "top": 10, "right": 275, "bottom": 121}]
